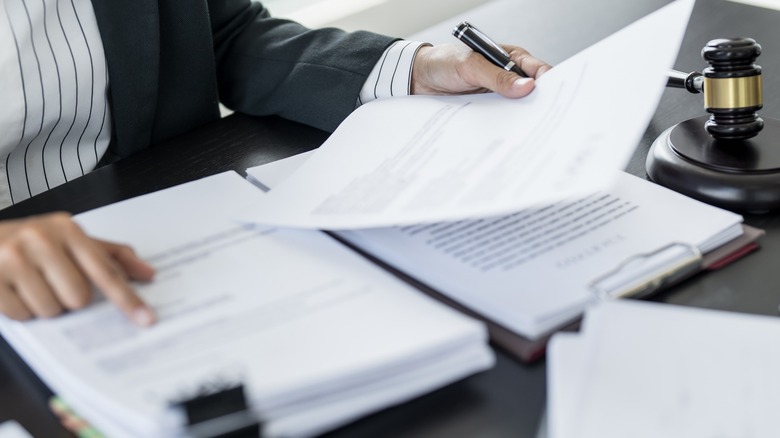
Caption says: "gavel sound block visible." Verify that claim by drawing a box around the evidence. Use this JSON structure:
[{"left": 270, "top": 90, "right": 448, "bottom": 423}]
[{"left": 646, "top": 38, "right": 780, "bottom": 212}]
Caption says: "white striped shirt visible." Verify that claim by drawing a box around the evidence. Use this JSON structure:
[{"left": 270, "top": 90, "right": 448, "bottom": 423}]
[
  {"left": 358, "top": 40, "right": 428, "bottom": 106},
  {"left": 0, "top": 0, "right": 110, "bottom": 209},
  {"left": 0, "top": 0, "right": 425, "bottom": 210}
]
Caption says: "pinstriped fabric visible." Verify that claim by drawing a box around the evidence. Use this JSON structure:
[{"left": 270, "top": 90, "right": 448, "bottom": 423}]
[
  {"left": 0, "top": 2, "right": 421, "bottom": 210},
  {"left": 0, "top": 0, "right": 111, "bottom": 210},
  {"left": 358, "top": 40, "right": 428, "bottom": 108}
]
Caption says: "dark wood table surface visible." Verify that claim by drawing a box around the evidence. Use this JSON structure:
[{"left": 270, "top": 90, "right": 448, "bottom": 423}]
[{"left": 3, "top": 0, "right": 780, "bottom": 436}]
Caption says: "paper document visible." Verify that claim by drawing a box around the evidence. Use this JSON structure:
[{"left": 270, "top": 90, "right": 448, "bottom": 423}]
[
  {"left": 546, "top": 334, "right": 587, "bottom": 438},
  {"left": 0, "top": 172, "right": 493, "bottom": 438},
  {"left": 548, "top": 300, "right": 780, "bottom": 438},
  {"left": 237, "top": 0, "right": 694, "bottom": 229},
  {"left": 335, "top": 172, "right": 742, "bottom": 339},
  {"left": 0, "top": 422, "right": 32, "bottom": 438},
  {"left": 246, "top": 149, "right": 744, "bottom": 341}
]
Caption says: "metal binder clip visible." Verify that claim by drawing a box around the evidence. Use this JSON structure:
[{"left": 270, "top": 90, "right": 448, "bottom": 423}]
[
  {"left": 175, "top": 385, "right": 262, "bottom": 438},
  {"left": 589, "top": 242, "right": 703, "bottom": 300}
]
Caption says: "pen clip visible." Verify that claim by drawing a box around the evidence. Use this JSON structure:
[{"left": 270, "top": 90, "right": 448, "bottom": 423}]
[{"left": 589, "top": 242, "right": 702, "bottom": 300}]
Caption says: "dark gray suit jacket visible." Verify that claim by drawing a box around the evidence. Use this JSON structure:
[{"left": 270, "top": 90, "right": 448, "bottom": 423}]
[{"left": 90, "top": 0, "right": 397, "bottom": 160}]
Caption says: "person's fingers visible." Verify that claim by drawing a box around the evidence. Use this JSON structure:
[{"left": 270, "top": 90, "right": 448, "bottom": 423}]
[
  {"left": 0, "top": 237, "right": 64, "bottom": 318},
  {"left": 495, "top": 72, "right": 535, "bottom": 98},
  {"left": 518, "top": 56, "right": 551, "bottom": 79},
  {"left": 97, "top": 240, "right": 155, "bottom": 282},
  {"left": 0, "top": 212, "right": 155, "bottom": 323},
  {"left": 460, "top": 44, "right": 552, "bottom": 97},
  {"left": 0, "top": 284, "right": 32, "bottom": 320},
  {"left": 462, "top": 53, "right": 536, "bottom": 99},
  {"left": 504, "top": 45, "right": 552, "bottom": 79},
  {"left": 411, "top": 43, "right": 551, "bottom": 98},
  {"left": 17, "top": 220, "right": 93, "bottom": 311},
  {"left": 65, "top": 229, "right": 155, "bottom": 327},
  {"left": 14, "top": 267, "right": 63, "bottom": 318},
  {"left": 2, "top": 248, "right": 63, "bottom": 318}
]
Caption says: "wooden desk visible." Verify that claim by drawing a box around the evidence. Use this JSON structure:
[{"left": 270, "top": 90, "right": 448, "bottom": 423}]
[{"left": 3, "top": 0, "right": 780, "bottom": 436}]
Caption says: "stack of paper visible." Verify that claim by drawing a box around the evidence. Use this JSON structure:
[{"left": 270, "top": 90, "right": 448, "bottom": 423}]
[
  {"left": 547, "top": 300, "right": 780, "bottom": 438},
  {"left": 0, "top": 172, "right": 493, "bottom": 438},
  {"left": 239, "top": 0, "right": 750, "bottom": 346},
  {"left": 247, "top": 150, "right": 746, "bottom": 342}
]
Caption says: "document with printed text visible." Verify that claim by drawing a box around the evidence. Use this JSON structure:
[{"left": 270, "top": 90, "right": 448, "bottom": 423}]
[
  {"left": 0, "top": 172, "right": 492, "bottom": 438},
  {"left": 246, "top": 147, "right": 745, "bottom": 341},
  {"left": 237, "top": 0, "right": 695, "bottom": 229}
]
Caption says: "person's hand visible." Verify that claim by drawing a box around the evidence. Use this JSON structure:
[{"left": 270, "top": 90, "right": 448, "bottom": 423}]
[
  {"left": 0, "top": 213, "right": 155, "bottom": 325},
  {"left": 411, "top": 43, "right": 551, "bottom": 98}
]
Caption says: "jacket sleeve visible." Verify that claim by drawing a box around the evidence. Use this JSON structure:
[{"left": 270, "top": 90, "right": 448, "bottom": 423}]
[{"left": 208, "top": 0, "right": 399, "bottom": 132}]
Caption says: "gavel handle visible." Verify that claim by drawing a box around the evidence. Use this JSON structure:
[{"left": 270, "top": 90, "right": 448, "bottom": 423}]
[{"left": 667, "top": 69, "right": 704, "bottom": 94}]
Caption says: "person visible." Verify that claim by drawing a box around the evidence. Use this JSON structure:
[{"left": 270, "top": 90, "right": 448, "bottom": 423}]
[{"left": 0, "top": 0, "right": 550, "bottom": 325}]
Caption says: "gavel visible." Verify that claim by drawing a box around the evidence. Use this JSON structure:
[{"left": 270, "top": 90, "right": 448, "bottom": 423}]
[
  {"left": 667, "top": 38, "right": 763, "bottom": 140},
  {"left": 646, "top": 37, "right": 780, "bottom": 212}
]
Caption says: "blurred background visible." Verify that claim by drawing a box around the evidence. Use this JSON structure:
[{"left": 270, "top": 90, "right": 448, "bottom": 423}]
[{"left": 261, "top": 0, "right": 491, "bottom": 37}]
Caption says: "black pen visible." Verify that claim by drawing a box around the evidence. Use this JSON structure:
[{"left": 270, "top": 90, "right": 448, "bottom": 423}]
[{"left": 452, "top": 21, "right": 528, "bottom": 78}]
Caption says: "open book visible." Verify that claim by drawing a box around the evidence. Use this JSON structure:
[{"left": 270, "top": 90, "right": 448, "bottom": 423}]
[
  {"left": 246, "top": 151, "right": 762, "bottom": 361},
  {"left": 0, "top": 172, "right": 493, "bottom": 437}
]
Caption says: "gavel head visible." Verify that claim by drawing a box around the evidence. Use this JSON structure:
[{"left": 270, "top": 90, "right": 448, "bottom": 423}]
[{"left": 702, "top": 37, "right": 764, "bottom": 140}]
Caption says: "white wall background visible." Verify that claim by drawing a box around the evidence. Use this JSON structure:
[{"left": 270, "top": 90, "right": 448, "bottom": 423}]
[{"left": 261, "top": 0, "right": 491, "bottom": 37}]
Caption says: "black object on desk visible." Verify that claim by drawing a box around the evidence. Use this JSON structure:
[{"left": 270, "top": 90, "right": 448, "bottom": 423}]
[
  {"left": 175, "top": 385, "right": 261, "bottom": 438},
  {"left": 452, "top": 21, "right": 529, "bottom": 77},
  {"left": 648, "top": 37, "right": 780, "bottom": 212}
]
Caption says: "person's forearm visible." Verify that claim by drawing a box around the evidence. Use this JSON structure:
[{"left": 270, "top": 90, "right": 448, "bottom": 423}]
[{"left": 209, "top": 0, "right": 397, "bottom": 132}]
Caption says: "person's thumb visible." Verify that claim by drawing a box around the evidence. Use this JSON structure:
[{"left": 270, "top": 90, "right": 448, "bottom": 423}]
[{"left": 492, "top": 71, "right": 535, "bottom": 98}]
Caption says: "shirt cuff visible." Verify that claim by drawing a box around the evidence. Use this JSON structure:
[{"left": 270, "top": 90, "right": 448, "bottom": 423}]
[{"left": 357, "top": 41, "right": 430, "bottom": 107}]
